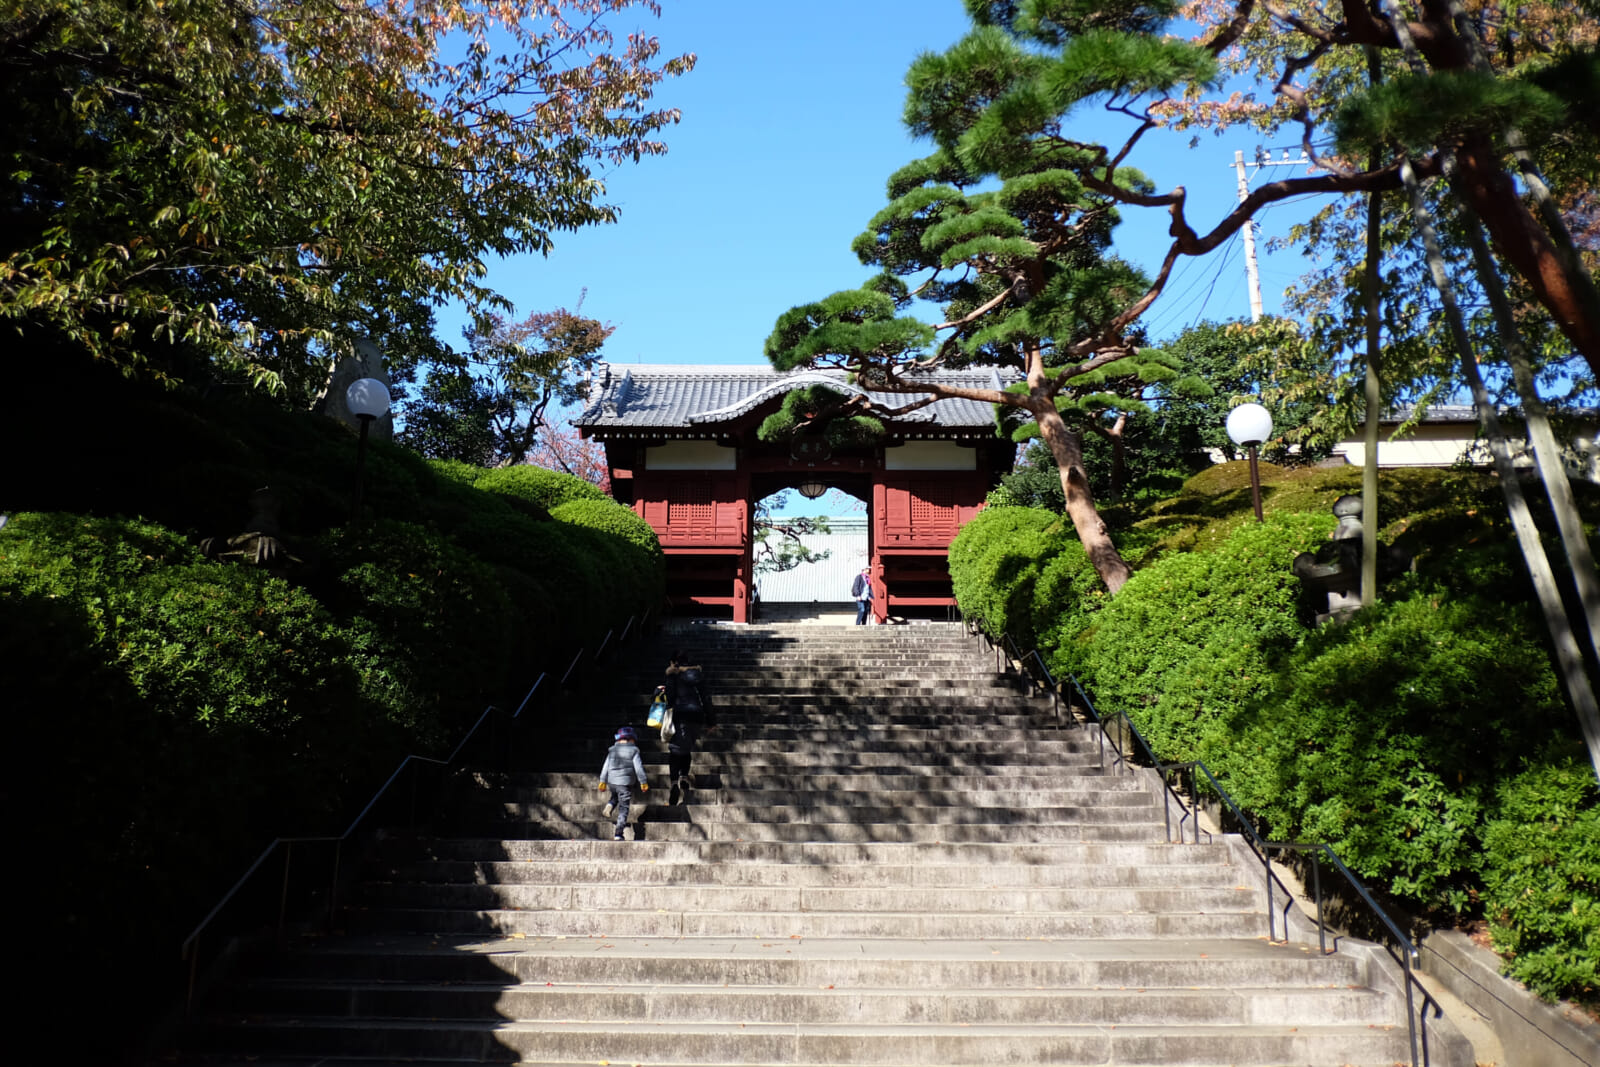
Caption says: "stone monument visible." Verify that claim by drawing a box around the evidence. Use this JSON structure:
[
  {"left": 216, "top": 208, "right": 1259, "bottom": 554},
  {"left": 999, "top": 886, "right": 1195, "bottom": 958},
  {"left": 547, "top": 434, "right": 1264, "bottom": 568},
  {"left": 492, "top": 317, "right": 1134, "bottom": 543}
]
[{"left": 1292, "top": 494, "right": 1411, "bottom": 624}]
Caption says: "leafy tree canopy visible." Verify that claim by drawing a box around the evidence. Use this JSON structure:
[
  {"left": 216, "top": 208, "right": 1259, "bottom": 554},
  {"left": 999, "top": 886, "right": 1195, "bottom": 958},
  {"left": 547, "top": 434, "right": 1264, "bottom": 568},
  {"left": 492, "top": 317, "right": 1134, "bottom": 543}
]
[{"left": 1, "top": 0, "right": 693, "bottom": 400}]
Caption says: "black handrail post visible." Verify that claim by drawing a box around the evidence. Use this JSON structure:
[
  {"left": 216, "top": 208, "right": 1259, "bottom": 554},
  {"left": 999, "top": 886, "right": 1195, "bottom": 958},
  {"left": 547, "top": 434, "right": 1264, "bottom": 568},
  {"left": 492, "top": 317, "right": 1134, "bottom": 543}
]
[
  {"left": 277, "top": 842, "right": 293, "bottom": 948},
  {"left": 1191, "top": 765, "right": 1201, "bottom": 844},
  {"left": 1404, "top": 952, "right": 1420, "bottom": 1067},
  {"left": 328, "top": 840, "right": 342, "bottom": 933},
  {"left": 1265, "top": 846, "right": 1278, "bottom": 943},
  {"left": 1312, "top": 851, "right": 1326, "bottom": 954}
]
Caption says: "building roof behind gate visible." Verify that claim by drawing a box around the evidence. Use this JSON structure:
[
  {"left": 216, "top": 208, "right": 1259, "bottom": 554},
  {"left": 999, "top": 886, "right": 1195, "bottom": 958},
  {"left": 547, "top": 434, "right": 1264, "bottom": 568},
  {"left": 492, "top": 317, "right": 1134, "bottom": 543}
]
[{"left": 573, "top": 364, "right": 1014, "bottom": 433}]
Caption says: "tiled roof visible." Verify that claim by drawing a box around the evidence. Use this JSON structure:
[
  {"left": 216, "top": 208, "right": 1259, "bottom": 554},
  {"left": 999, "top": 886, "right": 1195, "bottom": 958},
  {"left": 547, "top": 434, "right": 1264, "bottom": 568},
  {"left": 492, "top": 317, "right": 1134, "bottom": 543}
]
[{"left": 573, "top": 364, "right": 1013, "bottom": 432}]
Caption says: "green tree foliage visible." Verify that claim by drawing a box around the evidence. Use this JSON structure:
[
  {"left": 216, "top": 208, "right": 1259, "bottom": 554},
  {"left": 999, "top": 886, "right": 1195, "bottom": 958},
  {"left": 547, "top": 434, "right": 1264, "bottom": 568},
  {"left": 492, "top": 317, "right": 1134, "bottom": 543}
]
[
  {"left": 1175, "top": 0, "right": 1600, "bottom": 381},
  {"left": 395, "top": 368, "right": 503, "bottom": 468},
  {"left": 401, "top": 299, "right": 618, "bottom": 466},
  {"left": 767, "top": 2, "right": 1406, "bottom": 594},
  {"left": 0, "top": 1, "right": 693, "bottom": 397},
  {"left": 756, "top": 384, "right": 885, "bottom": 451},
  {"left": 751, "top": 491, "right": 835, "bottom": 577},
  {"left": 993, "top": 318, "right": 1344, "bottom": 505}
]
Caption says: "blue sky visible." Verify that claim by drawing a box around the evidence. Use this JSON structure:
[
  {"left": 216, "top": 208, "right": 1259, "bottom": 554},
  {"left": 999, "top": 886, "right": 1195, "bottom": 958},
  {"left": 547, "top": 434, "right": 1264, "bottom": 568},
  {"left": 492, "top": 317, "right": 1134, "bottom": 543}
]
[{"left": 438, "top": 1, "right": 1321, "bottom": 368}]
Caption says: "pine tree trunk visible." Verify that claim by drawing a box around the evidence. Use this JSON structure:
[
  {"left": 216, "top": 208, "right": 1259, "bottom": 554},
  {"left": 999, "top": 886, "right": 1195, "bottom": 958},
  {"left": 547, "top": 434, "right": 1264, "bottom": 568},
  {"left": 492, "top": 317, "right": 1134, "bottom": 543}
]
[{"left": 1035, "top": 402, "right": 1132, "bottom": 595}]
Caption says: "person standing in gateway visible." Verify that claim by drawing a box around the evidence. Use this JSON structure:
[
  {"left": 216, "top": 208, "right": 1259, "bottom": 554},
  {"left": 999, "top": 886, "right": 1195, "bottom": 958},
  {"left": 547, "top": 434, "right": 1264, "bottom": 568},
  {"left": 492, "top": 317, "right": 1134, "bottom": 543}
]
[{"left": 851, "top": 565, "right": 873, "bottom": 626}]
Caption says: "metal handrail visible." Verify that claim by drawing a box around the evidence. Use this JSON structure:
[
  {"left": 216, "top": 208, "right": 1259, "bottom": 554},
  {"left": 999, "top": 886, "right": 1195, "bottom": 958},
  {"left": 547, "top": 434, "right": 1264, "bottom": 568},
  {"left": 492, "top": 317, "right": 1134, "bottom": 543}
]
[
  {"left": 960, "top": 615, "right": 1439, "bottom": 1067},
  {"left": 178, "top": 607, "right": 654, "bottom": 1014}
]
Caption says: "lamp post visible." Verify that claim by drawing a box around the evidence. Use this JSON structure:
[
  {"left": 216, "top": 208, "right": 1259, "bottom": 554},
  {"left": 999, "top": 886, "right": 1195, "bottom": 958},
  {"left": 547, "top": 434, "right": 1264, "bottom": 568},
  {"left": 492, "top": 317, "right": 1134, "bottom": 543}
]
[
  {"left": 346, "top": 377, "right": 391, "bottom": 521},
  {"left": 1225, "top": 402, "right": 1273, "bottom": 522}
]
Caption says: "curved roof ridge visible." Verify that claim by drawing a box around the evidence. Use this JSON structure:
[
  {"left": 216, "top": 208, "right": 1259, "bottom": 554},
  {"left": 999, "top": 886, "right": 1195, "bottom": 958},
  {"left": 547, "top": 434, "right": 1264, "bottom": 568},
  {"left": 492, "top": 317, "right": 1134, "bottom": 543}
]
[{"left": 687, "top": 371, "right": 921, "bottom": 424}]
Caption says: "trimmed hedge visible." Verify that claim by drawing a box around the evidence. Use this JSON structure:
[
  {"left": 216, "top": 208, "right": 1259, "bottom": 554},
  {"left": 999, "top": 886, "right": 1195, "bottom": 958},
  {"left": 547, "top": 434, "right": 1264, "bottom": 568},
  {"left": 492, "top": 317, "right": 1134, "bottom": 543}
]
[
  {"left": 948, "top": 465, "right": 1600, "bottom": 1006},
  {"left": 475, "top": 464, "right": 607, "bottom": 512},
  {"left": 1074, "top": 513, "right": 1334, "bottom": 760},
  {"left": 1482, "top": 742, "right": 1600, "bottom": 1002},
  {"left": 1, "top": 362, "right": 671, "bottom": 1053},
  {"left": 316, "top": 519, "right": 515, "bottom": 742},
  {"left": 1213, "top": 589, "right": 1568, "bottom": 907}
]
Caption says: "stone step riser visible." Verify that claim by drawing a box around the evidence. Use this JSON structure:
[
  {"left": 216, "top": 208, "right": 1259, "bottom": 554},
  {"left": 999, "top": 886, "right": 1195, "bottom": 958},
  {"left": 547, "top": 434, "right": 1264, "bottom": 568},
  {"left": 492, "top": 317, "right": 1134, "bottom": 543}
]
[
  {"left": 187, "top": 622, "right": 1437, "bottom": 1067},
  {"left": 223, "top": 984, "right": 1395, "bottom": 1027},
  {"left": 485, "top": 803, "right": 1159, "bottom": 825},
  {"left": 544, "top": 739, "right": 1094, "bottom": 755},
  {"left": 549, "top": 726, "right": 1080, "bottom": 741},
  {"left": 505, "top": 788, "right": 1156, "bottom": 807},
  {"left": 198, "top": 1020, "right": 1413, "bottom": 1065},
  {"left": 368, "top": 860, "right": 1242, "bottom": 888},
  {"left": 344, "top": 909, "right": 1266, "bottom": 940},
  {"left": 257, "top": 952, "right": 1366, "bottom": 990},
  {"left": 357, "top": 884, "right": 1263, "bottom": 914},
  {"left": 375, "top": 839, "right": 1232, "bottom": 865},
  {"left": 505, "top": 772, "right": 1140, "bottom": 791},
  {"left": 451, "top": 821, "right": 1170, "bottom": 844},
  {"left": 528, "top": 753, "right": 1113, "bottom": 770}
]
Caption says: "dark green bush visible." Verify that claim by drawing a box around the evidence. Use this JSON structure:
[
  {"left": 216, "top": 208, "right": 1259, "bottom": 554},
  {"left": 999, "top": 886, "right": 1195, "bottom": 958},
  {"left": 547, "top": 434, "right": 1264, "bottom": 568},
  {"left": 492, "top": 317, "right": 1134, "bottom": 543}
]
[
  {"left": 1072, "top": 512, "right": 1332, "bottom": 760},
  {"left": 546, "top": 517, "right": 662, "bottom": 628},
  {"left": 550, "top": 498, "right": 664, "bottom": 560},
  {"left": 428, "top": 456, "right": 488, "bottom": 487},
  {"left": 475, "top": 465, "right": 606, "bottom": 512},
  {"left": 317, "top": 519, "right": 514, "bottom": 742},
  {"left": 1482, "top": 742, "right": 1600, "bottom": 1007},
  {"left": 1215, "top": 589, "right": 1567, "bottom": 908},
  {"left": 948, "top": 506, "right": 1057, "bottom": 630},
  {"left": 0, "top": 511, "right": 381, "bottom": 735}
]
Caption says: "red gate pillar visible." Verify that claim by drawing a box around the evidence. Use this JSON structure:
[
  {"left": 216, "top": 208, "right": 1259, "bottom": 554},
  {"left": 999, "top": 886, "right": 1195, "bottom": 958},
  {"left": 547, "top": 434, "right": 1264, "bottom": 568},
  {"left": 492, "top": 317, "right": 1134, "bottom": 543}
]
[
  {"left": 732, "top": 472, "right": 752, "bottom": 623},
  {"left": 871, "top": 554, "right": 887, "bottom": 625}
]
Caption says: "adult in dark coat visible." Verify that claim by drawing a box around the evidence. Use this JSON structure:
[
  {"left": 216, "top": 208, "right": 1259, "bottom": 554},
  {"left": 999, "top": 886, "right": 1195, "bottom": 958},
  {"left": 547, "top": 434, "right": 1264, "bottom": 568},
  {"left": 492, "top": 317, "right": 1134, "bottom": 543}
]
[{"left": 663, "top": 650, "right": 714, "bottom": 802}]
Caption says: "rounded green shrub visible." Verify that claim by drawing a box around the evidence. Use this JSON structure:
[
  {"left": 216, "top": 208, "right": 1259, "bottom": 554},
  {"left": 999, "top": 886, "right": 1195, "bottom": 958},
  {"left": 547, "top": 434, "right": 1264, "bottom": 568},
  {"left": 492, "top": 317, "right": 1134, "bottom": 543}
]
[
  {"left": 474, "top": 465, "right": 606, "bottom": 513},
  {"left": 550, "top": 498, "right": 664, "bottom": 561},
  {"left": 550, "top": 497, "right": 666, "bottom": 621},
  {"left": 1210, "top": 583, "right": 1569, "bottom": 912},
  {"left": 317, "top": 519, "right": 514, "bottom": 741},
  {"left": 949, "top": 506, "right": 1057, "bottom": 630},
  {"left": 1, "top": 512, "right": 373, "bottom": 733},
  {"left": 428, "top": 457, "right": 488, "bottom": 487},
  {"left": 1482, "top": 741, "right": 1600, "bottom": 1007},
  {"left": 1076, "top": 512, "right": 1332, "bottom": 759}
]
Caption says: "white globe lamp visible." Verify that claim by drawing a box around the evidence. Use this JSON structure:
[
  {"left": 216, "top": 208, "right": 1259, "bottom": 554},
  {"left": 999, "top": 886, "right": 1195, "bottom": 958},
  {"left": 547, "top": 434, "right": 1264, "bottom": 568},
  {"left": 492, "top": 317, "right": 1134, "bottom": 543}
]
[
  {"left": 1225, "top": 402, "right": 1273, "bottom": 522},
  {"left": 346, "top": 377, "right": 391, "bottom": 520}
]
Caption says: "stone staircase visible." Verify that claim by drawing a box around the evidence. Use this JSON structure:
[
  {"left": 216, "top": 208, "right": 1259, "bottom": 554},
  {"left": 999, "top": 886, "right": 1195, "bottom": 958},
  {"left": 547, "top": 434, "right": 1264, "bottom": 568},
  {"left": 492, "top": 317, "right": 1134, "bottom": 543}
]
[{"left": 187, "top": 623, "right": 1462, "bottom": 1065}]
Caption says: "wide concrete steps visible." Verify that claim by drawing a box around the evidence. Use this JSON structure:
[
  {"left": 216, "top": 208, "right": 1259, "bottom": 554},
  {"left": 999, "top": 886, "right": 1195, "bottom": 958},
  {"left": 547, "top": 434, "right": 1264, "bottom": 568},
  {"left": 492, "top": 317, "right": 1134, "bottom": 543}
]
[
  {"left": 183, "top": 626, "right": 1434, "bottom": 1066},
  {"left": 195, "top": 1018, "right": 1413, "bottom": 1065}
]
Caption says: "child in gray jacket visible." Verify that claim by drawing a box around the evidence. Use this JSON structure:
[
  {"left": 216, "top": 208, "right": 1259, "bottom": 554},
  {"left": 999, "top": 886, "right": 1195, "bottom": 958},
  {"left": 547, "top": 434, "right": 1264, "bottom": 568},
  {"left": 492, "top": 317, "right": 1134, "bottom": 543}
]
[{"left": 598, "top": 726, "right": 649, "bottom": 841}]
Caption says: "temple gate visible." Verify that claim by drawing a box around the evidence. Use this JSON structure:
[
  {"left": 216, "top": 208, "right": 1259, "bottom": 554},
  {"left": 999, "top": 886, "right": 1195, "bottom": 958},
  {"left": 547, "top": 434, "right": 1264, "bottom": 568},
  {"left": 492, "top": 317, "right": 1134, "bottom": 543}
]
[{"left": 574, "top": 364, "right": 1014, "bottom": 623}]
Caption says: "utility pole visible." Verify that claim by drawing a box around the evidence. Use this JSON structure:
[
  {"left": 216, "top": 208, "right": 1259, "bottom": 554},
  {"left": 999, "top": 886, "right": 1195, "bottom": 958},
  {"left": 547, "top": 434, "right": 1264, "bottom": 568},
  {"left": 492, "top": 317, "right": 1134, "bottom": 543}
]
[{"left": 1232, "top": 148, "right": 1311, "bottom": 322}]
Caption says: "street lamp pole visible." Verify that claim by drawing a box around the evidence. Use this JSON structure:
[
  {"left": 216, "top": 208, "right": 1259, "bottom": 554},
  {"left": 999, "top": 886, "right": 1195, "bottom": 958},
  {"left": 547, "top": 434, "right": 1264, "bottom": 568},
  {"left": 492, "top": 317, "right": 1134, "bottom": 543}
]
[
  {"left": 346, "top": 377, "right": 392, "bottom": 521},
  {"left": 1225, "top": 403, "right": 1274, "bottom": 522}
]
